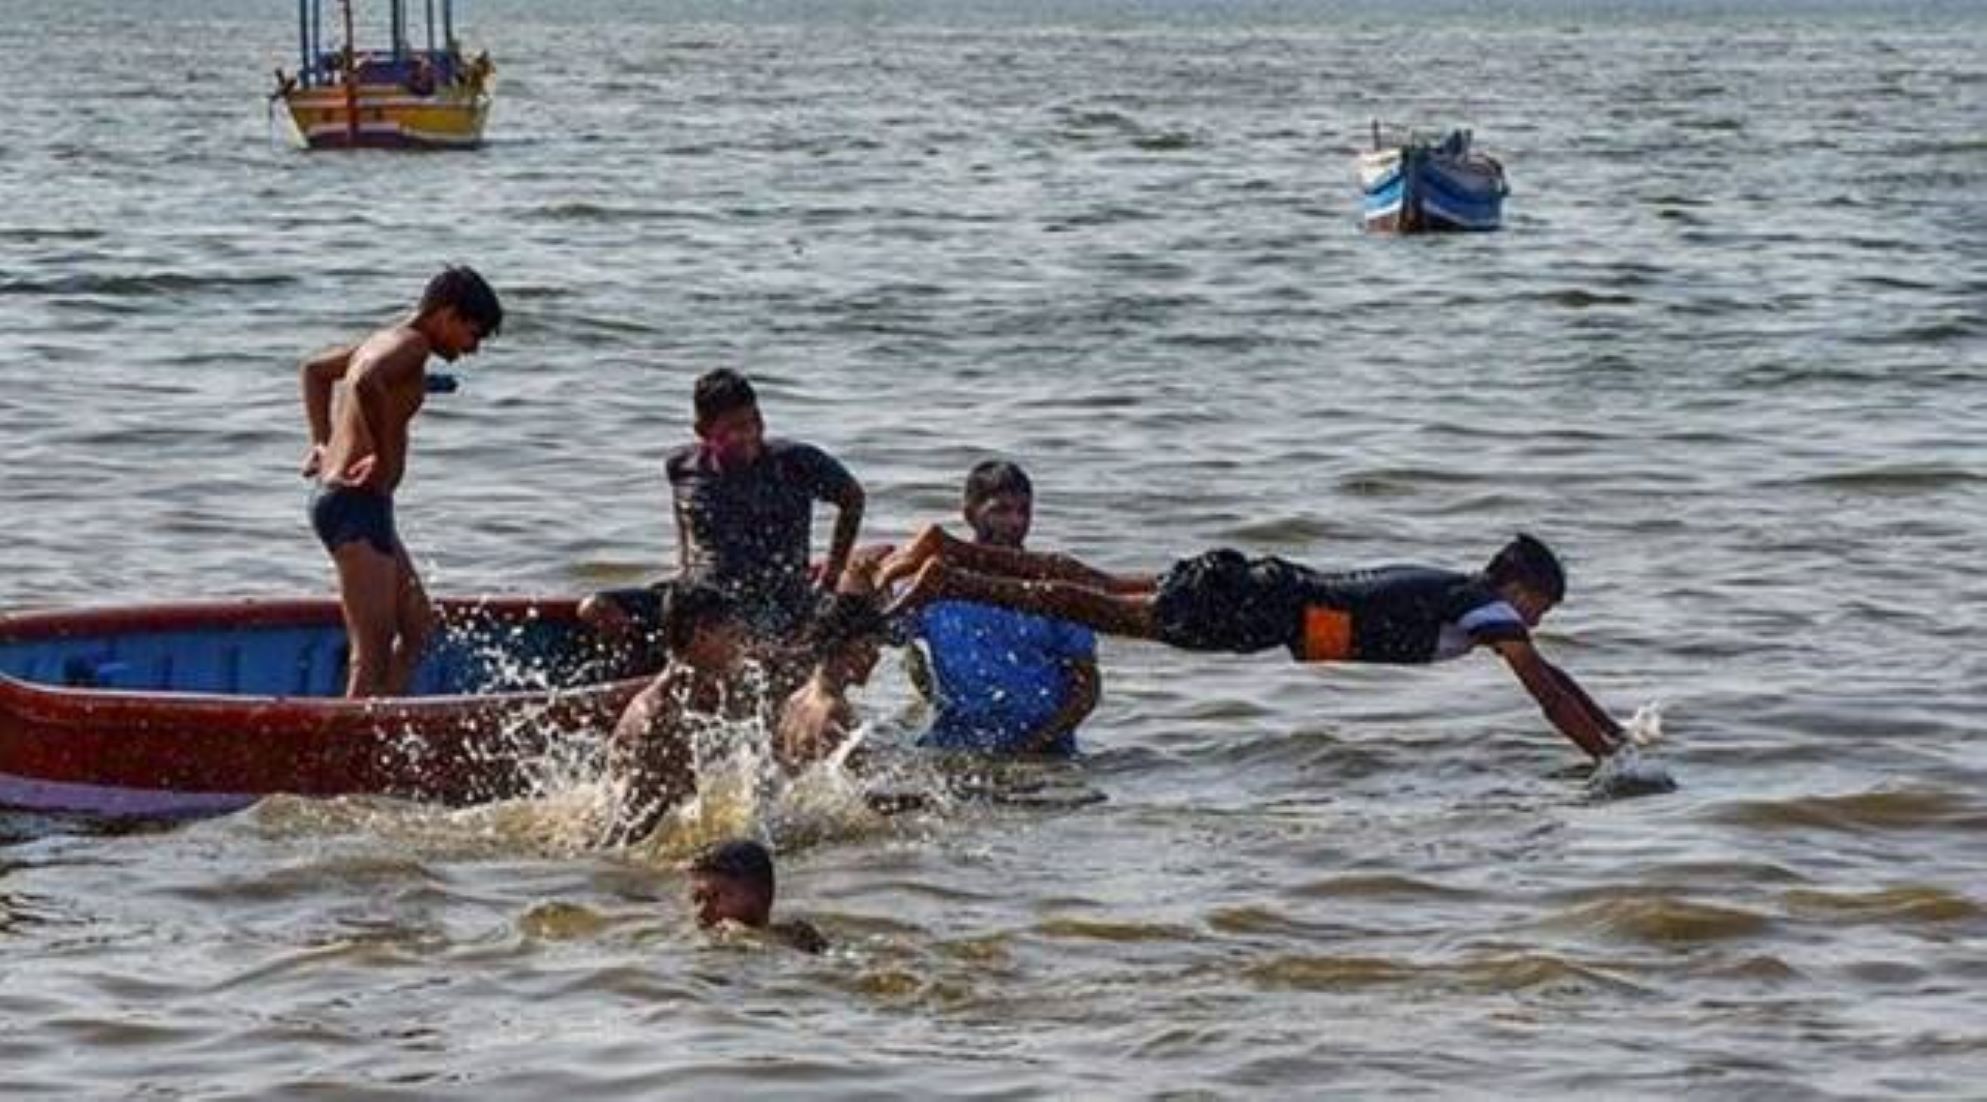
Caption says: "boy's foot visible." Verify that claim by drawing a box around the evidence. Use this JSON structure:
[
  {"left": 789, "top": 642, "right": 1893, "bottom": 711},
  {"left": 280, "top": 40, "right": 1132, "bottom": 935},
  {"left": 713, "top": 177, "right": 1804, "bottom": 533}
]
[
  {"left": 883, "top": 559, "right": 951, "bottom": 618},
  {"left": 877, "top": 525, "right": 952, "bottom": 589}
]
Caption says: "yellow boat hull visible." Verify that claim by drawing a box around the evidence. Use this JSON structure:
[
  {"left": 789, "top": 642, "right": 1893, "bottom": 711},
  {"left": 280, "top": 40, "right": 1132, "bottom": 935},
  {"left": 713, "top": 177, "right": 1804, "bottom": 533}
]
[{"left": 282, "top": 82, "right": 490, "bottom": 150}]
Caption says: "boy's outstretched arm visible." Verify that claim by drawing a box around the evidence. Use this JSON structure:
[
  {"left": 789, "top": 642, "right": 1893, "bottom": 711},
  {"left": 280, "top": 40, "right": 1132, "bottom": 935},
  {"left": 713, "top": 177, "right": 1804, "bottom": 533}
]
[{"left": 1491, "top": 639, "right": 1623, "bottom": 761}]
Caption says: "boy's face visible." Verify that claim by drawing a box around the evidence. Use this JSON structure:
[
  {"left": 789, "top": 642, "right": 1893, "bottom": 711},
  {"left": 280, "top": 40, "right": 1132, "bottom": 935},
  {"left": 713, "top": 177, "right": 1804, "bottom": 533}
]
[
  {"left": 430, "top": 307, "right": 487, "bottom": 362},
  {"left": 688, "top": 871, "right": 769, "bottom": 928},
  {"left": 697, "top": 405, "right": 765, "bottom": 469},
  {"left": 965, "top": 491, "right": 1032, "bottom": 548},
  {"left": 1508, "top": 585, "right": 1556, "bottom": 627},
  {"left": 685, "top": 620, "right": 749, "bottom": 672}
]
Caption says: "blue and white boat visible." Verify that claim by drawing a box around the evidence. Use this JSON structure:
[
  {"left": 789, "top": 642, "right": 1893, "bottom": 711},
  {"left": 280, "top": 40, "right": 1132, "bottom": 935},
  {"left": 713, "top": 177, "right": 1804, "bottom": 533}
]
[{"left": 1358, "top": 124, "right": 1508, "bottom": 233}]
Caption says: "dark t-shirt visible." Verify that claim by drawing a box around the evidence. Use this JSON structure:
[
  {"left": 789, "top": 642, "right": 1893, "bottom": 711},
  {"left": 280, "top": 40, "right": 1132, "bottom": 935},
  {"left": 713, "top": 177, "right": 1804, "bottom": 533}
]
[{"left": 666, "top": 437, "right": 858, "bottom": 632}]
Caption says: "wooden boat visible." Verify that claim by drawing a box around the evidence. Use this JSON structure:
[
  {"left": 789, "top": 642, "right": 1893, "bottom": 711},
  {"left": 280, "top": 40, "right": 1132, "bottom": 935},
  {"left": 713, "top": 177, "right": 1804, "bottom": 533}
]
[
  {"left": 272, "top": 0, "right": 493, "bottom": 150},
  {"left": 1357, "top": 124, "right": 1508, "bottom": 233},
  {"left": 0, "top": 597, "right": 642, "bottom": 819}
]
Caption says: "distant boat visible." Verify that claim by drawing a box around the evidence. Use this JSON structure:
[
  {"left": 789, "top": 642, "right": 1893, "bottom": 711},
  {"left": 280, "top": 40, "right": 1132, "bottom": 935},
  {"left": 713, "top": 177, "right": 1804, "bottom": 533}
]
[
  {"left": 0, "top": 597, "right": 639, "bottom": 818},
  {"left": 1357, "top": 124, "right": 1508, "bottom": 233},
  {"left": 272, "top": 0, "right": 493, "bottom": 150}
]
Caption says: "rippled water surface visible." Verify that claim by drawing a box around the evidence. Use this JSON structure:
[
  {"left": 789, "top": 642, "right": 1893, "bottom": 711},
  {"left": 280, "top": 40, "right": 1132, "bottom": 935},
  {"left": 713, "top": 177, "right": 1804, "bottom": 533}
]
[{"left": 3, "top": 0, "right": 1986, "bottom": 1096}]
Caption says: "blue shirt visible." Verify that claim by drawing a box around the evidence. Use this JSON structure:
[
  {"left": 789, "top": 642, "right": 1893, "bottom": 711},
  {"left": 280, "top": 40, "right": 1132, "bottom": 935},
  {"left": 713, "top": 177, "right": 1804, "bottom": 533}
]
[{"left": 910, "top": 600, "right": 1096, "bottom": 756}]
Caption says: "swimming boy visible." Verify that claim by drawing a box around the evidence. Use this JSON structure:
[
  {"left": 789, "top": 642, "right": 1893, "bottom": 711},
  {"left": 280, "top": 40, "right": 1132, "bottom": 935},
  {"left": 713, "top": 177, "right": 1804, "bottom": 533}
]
[
  {"left": 581, "top": 368, "right": 865, "bottom": 668},
  {"left": 775, "top": 592, "right": 890, "bottom": 767},
  {"left": 902, "top": 461, "right": 1100, "bottom": 756},
  {"left": 606, "top": 583, "right": 756, "bottom": 841},
  {"left": 300, "top": 265, "right": 502, "bottom": 697},
  {"left": 685, "top": 838, "right": 827, "bottom": 954},
  {"left": 880, "top": 530, "right": 1624, "bottom": 761}
]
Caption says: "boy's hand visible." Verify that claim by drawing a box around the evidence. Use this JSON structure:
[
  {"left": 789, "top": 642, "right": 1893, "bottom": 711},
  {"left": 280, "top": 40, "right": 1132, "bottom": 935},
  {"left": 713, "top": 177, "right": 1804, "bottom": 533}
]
[
  {"left": 340, "top": 453, "right": 379, "bottom": 487},
  {"left": 300, "top": 444, "right": 325, "bottom": 479}
]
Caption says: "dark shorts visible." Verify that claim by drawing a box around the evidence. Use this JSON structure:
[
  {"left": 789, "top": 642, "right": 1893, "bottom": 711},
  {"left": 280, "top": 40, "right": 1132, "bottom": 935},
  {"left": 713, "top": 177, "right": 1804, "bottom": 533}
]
[
  {"left": 309, "top": 484, "right": 399, "bottom": 557},
  {"left": 1151, "top": 549, "right": 1304, "bottom": 656}
]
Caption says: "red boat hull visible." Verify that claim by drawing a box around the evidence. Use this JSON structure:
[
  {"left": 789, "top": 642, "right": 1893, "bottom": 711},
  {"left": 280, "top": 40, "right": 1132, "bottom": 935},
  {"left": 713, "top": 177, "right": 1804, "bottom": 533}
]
[{"left": 0, "top": 598, "right": 643, "bottom": 817}]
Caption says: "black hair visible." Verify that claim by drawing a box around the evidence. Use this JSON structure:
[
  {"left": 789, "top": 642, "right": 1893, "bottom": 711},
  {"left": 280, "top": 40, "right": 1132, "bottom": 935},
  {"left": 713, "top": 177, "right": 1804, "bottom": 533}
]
[
  {"left": 693, "top": 369, "right": 758, "bottom": 425},
  {"left": 418, "top": 265, "right": 502, "bottom": 337},
  {"left": 688, "top": 838, "right": 775, "bottom": 895},
  {"left": 1486, "top": 533, "right": 1566, "bottom": 604},
  {"left": 962, "top": 459, "right": 1033, "bottom": 510},
  {"left": 659, "top": 582, "right": 738, "bottom": 656},
  {"left": 806, "top": 593, "right": 888, "bottom": 657}
]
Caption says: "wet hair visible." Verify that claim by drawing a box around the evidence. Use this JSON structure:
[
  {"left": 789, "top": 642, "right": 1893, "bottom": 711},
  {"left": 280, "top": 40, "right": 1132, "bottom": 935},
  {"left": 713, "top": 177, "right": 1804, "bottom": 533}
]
[
  {"left": 806, "top": 593, "right": 888, "bottom": 658},
  {"left": 1486, "top": 533, "right": 1566, "bottom": 604},
  {"left": 693, "top": 369, "right": 758, "bottom": 425},
  {"left": 688, "top": 838, "right": 775, "bottom": 896},
  {"left": 659, "top": 582, "right": 738, "bottom": 656},
  {"left": 962, "top": 460, "right": 1033, "bottom": 510},
  {"left": 418, "top": 265, "right": 502, "bottom": 337}
]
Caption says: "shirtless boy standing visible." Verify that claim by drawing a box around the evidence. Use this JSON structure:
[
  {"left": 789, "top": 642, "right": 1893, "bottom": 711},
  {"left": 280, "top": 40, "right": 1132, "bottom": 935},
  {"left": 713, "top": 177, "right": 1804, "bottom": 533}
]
[{"left": 299, "top": 266, "right": 503, "bottom": 697}]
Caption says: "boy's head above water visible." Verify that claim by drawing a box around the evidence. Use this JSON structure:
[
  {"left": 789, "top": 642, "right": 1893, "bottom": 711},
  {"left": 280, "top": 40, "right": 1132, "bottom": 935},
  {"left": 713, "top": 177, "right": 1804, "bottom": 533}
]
[
  {"left": 692, "top": 369, "right": 764, "bottom": 467},
  {"left": 416, "top": 265, "right": 502, "bottom": 362},
  {"left": 686, "top": 838, "right": 776, "bottom": 928},
  {"left": 661, "top": 582, "right": 747, "bottom": 669},
  {"left": 1484, "top": 532, "right": 1566, "bottom": 626},
  {"left": 961, "top": 459, "right": 1033, "bottom": 548}
]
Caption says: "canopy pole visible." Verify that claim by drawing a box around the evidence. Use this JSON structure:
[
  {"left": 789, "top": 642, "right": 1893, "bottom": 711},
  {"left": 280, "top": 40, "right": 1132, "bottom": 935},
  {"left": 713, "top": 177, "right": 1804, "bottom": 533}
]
[
  {"left": 426, "top": 0, "right": 436, "bottom": 54},
  {"left": 297, "top": 0, "right": 309, "bottom": 81},
  {"left": 310, "top": 0, "right": 323, "bottom": 86},
  {"left": 443, "top": 0, "right": 455, "bottom": 49},
  {"left": 341, "top": 0, "right": 358, "bottom": 146}
]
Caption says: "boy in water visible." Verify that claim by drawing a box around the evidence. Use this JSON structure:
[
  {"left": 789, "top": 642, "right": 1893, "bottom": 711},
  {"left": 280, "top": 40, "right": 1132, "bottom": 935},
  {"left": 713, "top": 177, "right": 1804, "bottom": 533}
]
[
  {"left": 580, "top": 368, "right": 865, "bottom": 667},
  {"left": 300, "top": 266, "right": 502, "bottom": 697},
  {"left": 776, "top": 591, "right": 890, "bottom": 767},
  {"left": 880, "top": 530, "right": 1624, "bottom": 761},
  {"left": 902, "top": 461, "right": 1100, "bottom": 756},
  {"left": 685, "top": 838, "right": 827, "bottom": 954},
  {"left": 606, "top": 583, "right": 756, "bottom": 841}
]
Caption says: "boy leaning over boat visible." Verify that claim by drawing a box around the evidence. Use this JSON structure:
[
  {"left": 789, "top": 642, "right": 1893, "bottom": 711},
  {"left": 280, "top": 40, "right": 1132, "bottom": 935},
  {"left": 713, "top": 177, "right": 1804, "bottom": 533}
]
[{"left": 299, "top": 265, "right": 503, "bottom": 698}]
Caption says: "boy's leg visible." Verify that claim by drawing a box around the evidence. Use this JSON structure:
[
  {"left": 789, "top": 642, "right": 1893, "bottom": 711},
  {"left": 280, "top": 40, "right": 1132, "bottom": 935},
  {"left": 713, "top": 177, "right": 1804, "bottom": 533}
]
[
  {"left": 897, "top": 560, "right": 1162, "bottom": 640},
  {"left": 386, "top": 544, "right": 435, "bottom": 696},
  {"left": 330, "top": 541, "right": 401, "bottom": 697},
  {"left": 883, "top": 524, "right": 1153, "bottom": 591}
]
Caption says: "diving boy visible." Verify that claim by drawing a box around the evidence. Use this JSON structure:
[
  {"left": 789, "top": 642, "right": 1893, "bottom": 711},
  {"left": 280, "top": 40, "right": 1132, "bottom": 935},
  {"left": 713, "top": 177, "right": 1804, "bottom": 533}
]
[
  {"left": 879, "top": 530, "right": 1624, "bottom": 761},
  {"left": 300, "top": 265, "right": 502, "bottom": 697},
  {"left": 581, "top": 368, "right": 865, "bottom": 667}
]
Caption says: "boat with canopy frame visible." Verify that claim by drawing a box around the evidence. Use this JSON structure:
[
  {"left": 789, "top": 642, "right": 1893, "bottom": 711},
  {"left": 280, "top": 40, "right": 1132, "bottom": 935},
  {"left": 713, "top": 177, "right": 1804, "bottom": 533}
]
[{"left": 272, "top": 0, "right": 493, "bottom": 150}]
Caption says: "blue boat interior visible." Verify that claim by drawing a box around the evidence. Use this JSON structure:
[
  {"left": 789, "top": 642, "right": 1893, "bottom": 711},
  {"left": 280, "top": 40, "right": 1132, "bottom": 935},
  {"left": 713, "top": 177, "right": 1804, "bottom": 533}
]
[{"left": 0, "top": 612, "right": 609, "bottom": 698}]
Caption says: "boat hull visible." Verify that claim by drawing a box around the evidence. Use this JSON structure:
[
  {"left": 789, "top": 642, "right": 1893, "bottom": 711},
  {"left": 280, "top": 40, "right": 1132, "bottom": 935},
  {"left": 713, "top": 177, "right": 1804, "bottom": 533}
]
[
  {"left": 1358, "top": 144, "right": 1508, "bottom": 234},
  {"left": 0, "top": 598, "right": 641, "bottom": 818},
  {"left": 282, "top": 83, "right": 490, "bottom": 150}
]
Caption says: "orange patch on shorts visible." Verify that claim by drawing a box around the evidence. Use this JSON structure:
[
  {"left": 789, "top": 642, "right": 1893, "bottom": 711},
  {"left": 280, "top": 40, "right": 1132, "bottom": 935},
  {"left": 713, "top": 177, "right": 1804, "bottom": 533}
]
[{"left": 1300, "top": 607, "right": 1355, "bottom": 662}]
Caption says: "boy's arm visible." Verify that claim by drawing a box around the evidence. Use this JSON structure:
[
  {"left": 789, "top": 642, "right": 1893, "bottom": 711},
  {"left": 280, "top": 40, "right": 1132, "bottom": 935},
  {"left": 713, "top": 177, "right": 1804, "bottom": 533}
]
[
  {"left": 820, "top": 480, "right": 865, "bottom": 594},
  {"left": 1021, "top": 655, "right": 1100, "bottom": 754},
  {"left": 298, "top": 343, "right": 356, "bottom": 475},
  {"left": 609, "top": 677, "right": 695, "bottom": 831},
  {"left": 1490, "top": 639, "right": 1622, "bottom": 761}
]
